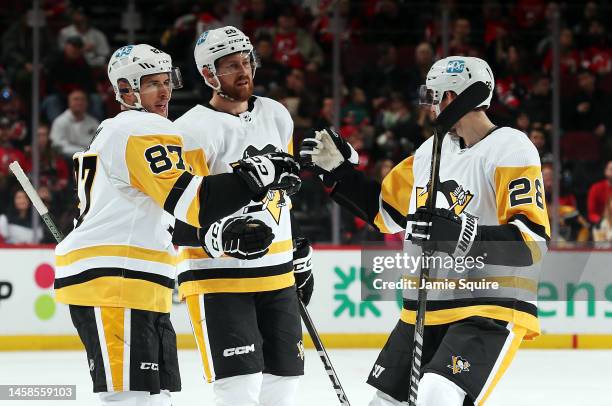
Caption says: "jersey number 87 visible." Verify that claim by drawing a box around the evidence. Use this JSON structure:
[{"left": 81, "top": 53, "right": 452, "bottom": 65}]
[{"left": 144, "top": 144, "right": 186, "bottom": 174}]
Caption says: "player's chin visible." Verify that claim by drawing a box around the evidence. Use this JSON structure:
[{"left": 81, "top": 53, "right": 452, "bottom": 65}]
[{"left": 229, "top": 84, "right": 253, "bottom": 102}]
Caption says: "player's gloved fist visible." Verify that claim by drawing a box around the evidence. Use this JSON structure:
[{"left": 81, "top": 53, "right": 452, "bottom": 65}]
[
  {"left": 232, "top": 152, "right": 301, "bottom": 196},
  {"left": 407, "top": 207, "right": 479, "bottom": 258},
  {"left": 198, "top": 216, "right": 274, "bottom": 260},
  {"left": 299, "top": 128, "right": 358, "bottom": 186},
  {"left": 293, "top": 237, "right": 314, "bottom": 306}
]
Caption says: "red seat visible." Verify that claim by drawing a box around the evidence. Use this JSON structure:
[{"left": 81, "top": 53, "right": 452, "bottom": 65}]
[{"left": 561, "top": 131, "right": 601, "bottom": 161}]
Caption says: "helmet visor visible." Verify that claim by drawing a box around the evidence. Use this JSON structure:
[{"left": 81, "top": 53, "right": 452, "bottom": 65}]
[
  {"left": 139, "top": 67, "right": 183, "bottom": 95},
  {"left": 418, "top": 85, "right": 439, "bottom": 106}
]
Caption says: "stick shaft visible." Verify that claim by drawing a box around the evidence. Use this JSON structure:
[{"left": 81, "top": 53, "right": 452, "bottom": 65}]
[
  {"left": 299, "top": 300, "right": 351, "bottom": 405},
  {"left": 8, "top": 161, "right": 64, "bottom": 243}
]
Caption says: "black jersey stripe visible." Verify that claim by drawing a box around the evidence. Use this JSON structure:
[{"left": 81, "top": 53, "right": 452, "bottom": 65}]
[
  {"left": 164, "top": 171, "right": 194, "bottom": 214},
  {"left": 382, "top": 200, "right": 407, "bottom": 230},
  {"left": 54, "top": 268, "right": 175, "bottom": 289},
  {"left": 402, "top": 298, "right": 538, "bottom": 317},
  {"left": 178, "top": 261, "right": 293, "bottom": 285}
]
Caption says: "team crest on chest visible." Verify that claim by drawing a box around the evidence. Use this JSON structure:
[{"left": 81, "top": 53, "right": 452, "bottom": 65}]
[{"left": 416, "top": 179, "right": 474, "bottom": 215}]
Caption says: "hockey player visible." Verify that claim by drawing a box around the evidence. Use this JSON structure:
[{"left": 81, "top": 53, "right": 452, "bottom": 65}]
[
  {"left": 54, "top": 44, "right": 300, "bottom": 406},
  {"left": 172, "top": 26, "right": 313, "bottom": 406},
  {"left": 300, "top": 56, "right": 550, "bottom": 406}
]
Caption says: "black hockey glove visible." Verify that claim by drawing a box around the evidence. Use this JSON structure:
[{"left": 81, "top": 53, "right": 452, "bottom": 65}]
[
  {"left": 198, "top": 216, "right": 274, "bottom": 260},
  {"left": 299, "top": 128, "right": 359, "bottom": 186},
  {"left": 231, "top": 152, "right": 301, "bottom": 197},
  {"left": 293, "top": 237, "right": 314, "bottom": 306},
  {"left": 407, "top": 207, "right": 479, "bottom": 258}
]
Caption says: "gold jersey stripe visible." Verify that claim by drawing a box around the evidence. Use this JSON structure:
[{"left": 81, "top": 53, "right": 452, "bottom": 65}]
[
  {"left": 400, "top": 305, "right": 540, "bottom": 339},
  {"left": 372, "top": 212, "right": 391, "bottom": 234},
  {"left": 186, "top": 295, "right": 214, "bottom": 382},
  {"left": 494, "top": 165, "right": 551, "bottom": 238},
  {"left": 178, "top": 272, "right": 295, "bottom": 299},
  {"left": 476, "top": 325, "right": 526, "bottom": 405},
  {"left": 56, "top": 245, "right": 176, "bottom": 266},
  {"left": 287, "top": 137, "right": 294, "bottom": 155},
  {"left": 100, "top": 307, "right": 125, "bottom": 392},
  {"left": 55, "top": 276, "right": 173, "bottom": 313},
  {"left": 178, "top": 239, "right": 293, "bottom": 261},
  {"left": 377, "top": 156, "right": 414, "bottom": 231},
  {"left": 184, "top": 148, "right": 209, "bottom": 176}
]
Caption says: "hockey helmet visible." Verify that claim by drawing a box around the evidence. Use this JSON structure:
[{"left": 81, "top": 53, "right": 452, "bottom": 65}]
[
  {"left": 419, "top": 56, "right": 494, "bottom": 109},
  {"left": 107, "top": 44, "right": 183, "bottom": 109},
  {"left": 194, "top": 26, "right": 258, "bottom": 91}
]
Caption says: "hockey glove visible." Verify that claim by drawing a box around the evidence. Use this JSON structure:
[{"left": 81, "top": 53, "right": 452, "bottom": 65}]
[
  {"left": 407, "top": 207, "right": 479, "bottom": 258},
  {"left": 299, "top": 128, "right": 359, "bottom": 186},
  {"left": 231, "top": 152, "right": 301, "bottom": 197},
  {"left": 198, "top": 216, "right": 274, "bottom": 260},
  {"left": 293, "top": 237, "right": 314, "bottom": 306}
]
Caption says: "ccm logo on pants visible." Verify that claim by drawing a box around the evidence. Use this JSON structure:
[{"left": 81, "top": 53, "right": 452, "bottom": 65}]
[
  {"left": 223, "top": 344, "right": 255, "bottom": 357},
  {"left": 140, "top": 362, "right": 159, "bottom": 370}
]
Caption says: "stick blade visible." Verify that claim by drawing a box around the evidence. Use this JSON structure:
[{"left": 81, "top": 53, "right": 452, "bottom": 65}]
[{"left": 434, "top": 81, "right": 490, "bottom": 133}]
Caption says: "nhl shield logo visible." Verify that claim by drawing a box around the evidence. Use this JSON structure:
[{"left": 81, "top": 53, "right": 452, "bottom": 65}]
[{"left": 448, "top": 356, "right": 470, "bottom": 374}]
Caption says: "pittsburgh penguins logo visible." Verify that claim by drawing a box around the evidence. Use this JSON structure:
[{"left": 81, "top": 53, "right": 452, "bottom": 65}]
[
  {"left": 447, "top": 355, "right": 470, "bottom": 374},
  {"left": 242, "top": 144, "right": 287, "bottom": 224},
  {"left": 416, "top": 179, "right": 474, "bottom": 215}
]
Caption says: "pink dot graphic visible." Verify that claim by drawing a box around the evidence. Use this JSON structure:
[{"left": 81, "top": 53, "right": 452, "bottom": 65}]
[{"left": 34, "top": 263, "right": 55, "bottom": 289}]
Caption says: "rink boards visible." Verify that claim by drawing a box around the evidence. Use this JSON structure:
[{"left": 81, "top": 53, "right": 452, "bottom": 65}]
[{"left": 0, "top": 245, "right": 611, "bottom": 350}]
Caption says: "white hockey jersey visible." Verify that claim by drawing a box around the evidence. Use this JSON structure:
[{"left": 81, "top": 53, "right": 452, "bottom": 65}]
[
  {"left": 174, "top": 96, "right": 295, "bottom": 298},
  {"left": 54, "top": 110, "right": 207, "bottom": 313},
  {"left": 373, "top": 127, "right": 550, "bottom": 339}
]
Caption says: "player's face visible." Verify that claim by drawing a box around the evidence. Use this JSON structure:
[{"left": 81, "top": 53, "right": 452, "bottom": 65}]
[
  {"left": 139, "top": 73, "right": 172, "bottom": 117},
  {"left": 216, "top": 52, "right": 254, "bottom": 102}
]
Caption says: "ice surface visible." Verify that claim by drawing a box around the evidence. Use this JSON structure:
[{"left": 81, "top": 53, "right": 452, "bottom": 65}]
[{"left": 0, "top": 349, "right": 610, "bottom": 405}]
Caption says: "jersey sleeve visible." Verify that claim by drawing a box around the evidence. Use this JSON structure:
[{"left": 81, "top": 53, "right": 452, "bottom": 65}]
[
  {"left": 492, "top": 145, "right": 551, "bottom": 262},
  {"left": 125, "top": 134, "right": 203, "bottom": 228},
  {"left": 373, "top": 156, "right": 414, "bottom": 233}
]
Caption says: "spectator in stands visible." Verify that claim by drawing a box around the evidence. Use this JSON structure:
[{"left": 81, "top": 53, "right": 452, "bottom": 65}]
[
  {"left": 0, "top": 116, "right": 27, "bottom": 176},
  {"left": 269, "top": 68, "right": 318, "bottom": 130},
  {"left": 50, "top": 89, "right": 99, "bottom": 159},
  {"left": 0, "top": 190, "right": 42, "bottom": 244},
  {"left": 360, "top": 43, "right": 405, "bottom": 99},
  {"left": 24, "top": 124, "right": 69, "bottom": 191},
  {"left": 593, "top": 196, "right": 612, "bottom": 242},
  {"left": 0, "top": 14, "right": 53, "bottom": 103},
  {"left": 41, "top": 36, "right": 104, "bottom": 122},
  {"left": 543, "top": 163, "right": 589, "bottom": 242},
  {"left": 342, "top": 87, "right": 370, "bottom": 127},
  {"left": 405, "top": 42, "right": 434, "bottom": 103},
  {"left": 515, "top": 111, "right": 531, "bottom": 134},
  {"left": 269, "top": 7, "right": 324, "bottom": 71},
  {"left": 522, "top": 75, "right": 552, "bottom": 128},
  {"left": 313, "top": 97, "right": 334, "bottom": 129},
  {"left": 495, "top": 44, "right": 531, "bottom": 111},
  {"left": 242, "top": 0, "right": 276, "bottom": 40},
  {"left": 364, "top": 0, "right": 407, "bottom": 45},
  {"left": 441, "top": 17, "right": 480, "bottom": 57},
  {"left": 573, "top": 1, "right": 600, "bottom": 46},
  {"left": 587, "top": 160, "right": 612, "bottom": 224},
  {"left": 58, "top": 7, "right": 110, "bottom": 68},
  {"left": 543, "top": 28, "right": 580, "bottom": 76},
  {"left": 528, "top": 127, "right": 552, "bottom": 161},
  {"left": 580, "top": 19, "right": 612, "bottom": 76},
  {"left": 253, "top": 34, "right": 286, "bottom": 95},
  {"left": 0, "top": 87, "right": 28, "bottom": 149},
  {"left": 564, "top": 68, "right": 606, "bottom": 136}
]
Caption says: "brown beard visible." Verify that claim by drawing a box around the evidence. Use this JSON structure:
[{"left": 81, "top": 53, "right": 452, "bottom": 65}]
[{"left": 221, "top": 76, "right": 253, "bottom": 102}]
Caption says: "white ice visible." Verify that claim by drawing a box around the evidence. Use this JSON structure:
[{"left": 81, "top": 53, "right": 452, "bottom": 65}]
[{"left": 0, "top": 349, "right": 610, "bottom": 405}]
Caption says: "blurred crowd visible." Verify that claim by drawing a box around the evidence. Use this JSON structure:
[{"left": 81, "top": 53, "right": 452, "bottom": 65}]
[{"left": 0, "top": 0, "right": 611, "bottom": 245}]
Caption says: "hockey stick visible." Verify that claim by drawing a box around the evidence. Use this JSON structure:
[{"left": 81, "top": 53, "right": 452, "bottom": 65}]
[
  {"left": 8, "top": 161, "right": 64, "bottom": 243},
  {"left": 407, "top": 81, "right": 490, "bottom": 406},
  {"left": 299, "top": 299, "right": 351, "bottom": 405}
]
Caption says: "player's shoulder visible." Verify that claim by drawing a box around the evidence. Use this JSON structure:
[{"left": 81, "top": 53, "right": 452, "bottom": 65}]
[
  {"left": 110, "top": 110, "right": 179, "bottom": 136},
  {"left": 485, "top": 127, "right": 540, "bottom": 166},
  {"left": 175, "top": 104, "right": 212, "bottom": 125}
]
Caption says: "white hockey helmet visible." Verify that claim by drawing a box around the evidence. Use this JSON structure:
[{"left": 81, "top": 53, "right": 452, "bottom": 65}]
[
  {"left": 194, "top": 26, "right": 257, "bottom": 91},
  {"left": 107, "top": 44, "right": 183, "bottom": 110},
  {"left": 419, "top": 56, "right": 495, "bottom": 110}
]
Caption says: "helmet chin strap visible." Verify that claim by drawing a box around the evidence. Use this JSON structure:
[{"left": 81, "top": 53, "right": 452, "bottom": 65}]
[{"left": 117, "top": 91, "right": 146, "bottom": 111}]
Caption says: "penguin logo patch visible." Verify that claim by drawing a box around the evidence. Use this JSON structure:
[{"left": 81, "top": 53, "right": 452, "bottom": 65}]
[
  {"left": 297, "top": 340, "right": 305, "bottom": 361},
  {"left": 416, "top": 179, "right": 474, "bottom": 215},
  {"left": 448, "top": 356, "right": 470, "bottom": 374}
]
